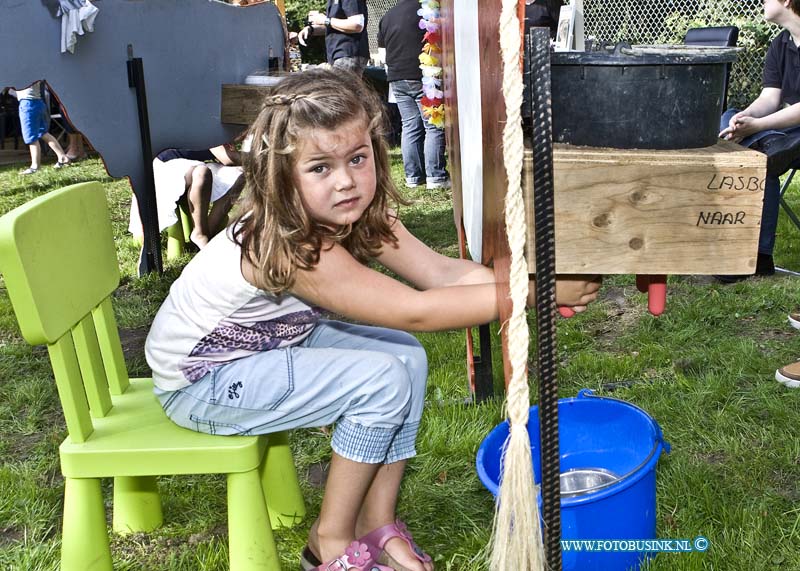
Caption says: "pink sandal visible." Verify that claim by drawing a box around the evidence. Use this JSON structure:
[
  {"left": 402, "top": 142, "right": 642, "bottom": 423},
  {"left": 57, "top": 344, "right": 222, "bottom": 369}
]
[
  {"left": 300, "top": 540, "right": 393, "bottom": 571},
  {"left": 360, "top": 520, "right": 432, "bottom": 571}
]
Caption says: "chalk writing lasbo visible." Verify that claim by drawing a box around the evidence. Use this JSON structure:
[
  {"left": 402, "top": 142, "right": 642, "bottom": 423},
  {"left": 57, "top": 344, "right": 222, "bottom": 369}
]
[{"left": 706, "top": 175, "right": 765, "bottom": 192}]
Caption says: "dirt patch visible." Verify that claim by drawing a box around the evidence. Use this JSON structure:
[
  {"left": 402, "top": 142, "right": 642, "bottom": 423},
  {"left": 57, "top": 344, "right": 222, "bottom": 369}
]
[
  {"left": 768, "top": 468, "right": 800, "bottom": 502},
  {"left": 119, "top": 326, "right": 149, "bottom": 363},
  {"left": 5, "top": 431, "right": 42, "bottom": 458},
  {"left": 0, "top": 525, "right": 23, "bottom": 547},
  {"left": 699, "top": 451, "right": 727, "bottom": 465},
  {"left": 750, "top": 327, "right": 795, "bottom": 343},
  {"left": 306, "top": 461, "right": 329, "bottom": 489},
  {"left": 592, "top": 286, "right": 647, "bottom": 350}
]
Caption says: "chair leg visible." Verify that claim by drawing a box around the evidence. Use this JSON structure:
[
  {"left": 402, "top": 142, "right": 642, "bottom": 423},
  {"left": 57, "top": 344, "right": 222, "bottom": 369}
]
[
  {"left": 180, "top": 203, "right": 192, "bottom": 241},
  {"left": 227, "top": 468, "right": 280, "bottom": 571},
  {"left": 260, "top": 431, "right": 306, "bottom": 529},
  {"left": 166, "top": 220, "right": 185, "bottom": 260},
  {"left": 112, "top": 475, "right": 163, "bottom": 534},
  {"left": 61, "top": 477, "right": 113, "bottom": 571},
  {"left": 780, "top": 170, "right": 800, "bottom": 231}
]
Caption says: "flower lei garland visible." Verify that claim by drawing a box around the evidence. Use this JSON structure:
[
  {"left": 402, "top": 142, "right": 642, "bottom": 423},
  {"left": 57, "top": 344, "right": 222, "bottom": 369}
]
[{"left": 418, "top": 0, "right": 445, "bottom": 128}]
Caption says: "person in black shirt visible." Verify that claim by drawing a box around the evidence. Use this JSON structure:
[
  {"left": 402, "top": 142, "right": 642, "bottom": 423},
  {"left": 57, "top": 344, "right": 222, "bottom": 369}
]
[
  {"left": 378, "top": 0, "right": 448, "bottom": 189},
  {"left": 525, "top": 0, "right": 563, "bottom": 38},
  {"left": 717, "top": 0, "right": 800, "bottom": 282},
  {"left": 298, "top": 0, "right": 368, "bottom": 75}
]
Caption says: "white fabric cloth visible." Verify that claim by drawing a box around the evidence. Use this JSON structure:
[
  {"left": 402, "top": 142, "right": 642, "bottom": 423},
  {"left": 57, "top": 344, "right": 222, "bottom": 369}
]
[
  {"left": 16, "top": 82, "right": 44, "bottom": 101},
  {"left": 56, "top": 0, "right": 85, "bottom": 16},
  {"left": 127, "top": 158, "right": 244, "bottom": 236},
  {"left": 145, "top": 230, "right": 318, "bottom": 390},
  {"left": 61, "top": 0, "right": 99, "bottom": 54}
]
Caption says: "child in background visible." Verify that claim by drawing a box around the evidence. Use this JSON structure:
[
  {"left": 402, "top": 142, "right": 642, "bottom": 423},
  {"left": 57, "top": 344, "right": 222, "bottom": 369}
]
[
  {"left": 128, "top": 144, "right": 244, "bottom": 249},
  {"left": 2, "top": 81, "right": 71, "bottom": 175},
  {"left": 145, "top": 69, "right": 600, "bottom": 571}
]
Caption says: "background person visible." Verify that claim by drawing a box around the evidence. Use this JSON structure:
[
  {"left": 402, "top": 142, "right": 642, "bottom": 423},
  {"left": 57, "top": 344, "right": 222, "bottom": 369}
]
[
  {"left": 717, "top": 0, "right": 800, "bottom": 282},
  {"left": 129, "top": 144, "right": 244, "bottom": 249},
  {"left": 524, "top": 0, "right": 564, "bottom": 38},
  {"left": 378, "top": 0, "right": 449, "bottom": 190},
  {"left": 298, "top": 0, "right": 368, "bottom": 75},
  {"left": 2, "top": 81, "right": 70, "bottom": 175}
]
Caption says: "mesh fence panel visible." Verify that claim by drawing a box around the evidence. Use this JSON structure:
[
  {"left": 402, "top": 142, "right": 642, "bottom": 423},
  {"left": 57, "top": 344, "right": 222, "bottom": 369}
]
[
  {"left": 367, "top": 0, "right": 398, "bottom": 56},
  {"left": 582, "top": 0, "right": 778, "bottom": 108}
]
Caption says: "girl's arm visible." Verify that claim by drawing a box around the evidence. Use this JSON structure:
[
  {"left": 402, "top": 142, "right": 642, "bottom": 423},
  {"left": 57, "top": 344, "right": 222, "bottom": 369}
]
[
  {"left": 283, "top": 241, "right": 599, "bottom": 331},
  {"left": 287, "top": 243, "right": 501, "bottom": 332},
  {"left": 377, "top": 218, "right": 495, "bottom": 289},
  {"left": 376, "top": 218, "right": 601, "bottom": 309}
]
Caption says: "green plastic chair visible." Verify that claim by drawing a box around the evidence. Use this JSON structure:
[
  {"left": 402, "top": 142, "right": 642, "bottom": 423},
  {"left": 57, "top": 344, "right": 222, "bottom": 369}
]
[
  {"left": 166, "top": 200, "right": 230, "bottom": 260},
  {"left": 167, "top": 202, "right": 193, "bottom": 260},
  {"left": 0, "top": 182, "right": 305, "bottom": 571}
]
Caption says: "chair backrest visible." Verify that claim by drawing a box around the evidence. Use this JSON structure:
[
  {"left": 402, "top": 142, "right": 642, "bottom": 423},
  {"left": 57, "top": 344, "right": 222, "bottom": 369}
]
[
  {"left": 0, "top": 182, "right": 130, "bottom": 442},
  {"left": 683, "top": 26, "right": 739, "bottom": 111}
]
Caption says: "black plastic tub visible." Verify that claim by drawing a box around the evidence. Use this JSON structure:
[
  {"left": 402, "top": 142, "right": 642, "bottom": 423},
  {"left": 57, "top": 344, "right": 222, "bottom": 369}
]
[{"left": 546, "top": 44, "right": 739, "bottom": 149}]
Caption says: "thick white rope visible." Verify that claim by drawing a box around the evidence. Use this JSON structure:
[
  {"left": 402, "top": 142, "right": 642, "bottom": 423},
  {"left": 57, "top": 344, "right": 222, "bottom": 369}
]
[{"left": 489, "top": 1, "right": 545, "bottom": 571}]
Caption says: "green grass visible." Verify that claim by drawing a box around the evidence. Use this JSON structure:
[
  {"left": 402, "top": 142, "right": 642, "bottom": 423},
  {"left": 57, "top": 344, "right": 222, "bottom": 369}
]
[{"left": 1, "top": 152, "right": 800, "bottom": 570}]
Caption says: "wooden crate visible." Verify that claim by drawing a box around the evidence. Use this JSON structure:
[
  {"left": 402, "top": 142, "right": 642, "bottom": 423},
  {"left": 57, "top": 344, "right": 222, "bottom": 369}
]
[
  {"left": 221, "top": 84, "right": 271, "bottom": 125},
  {"left": 523, "top": 140, "right": 767, "bottom": 275}
]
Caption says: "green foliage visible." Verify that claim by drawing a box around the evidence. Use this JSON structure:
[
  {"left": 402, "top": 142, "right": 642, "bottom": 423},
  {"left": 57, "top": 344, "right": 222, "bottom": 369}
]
[
  {"left": 284, "top": 0, "right": 318, "bottom": 30},
  {"left": 661, "top": 1, "right": 778, "bottom": 107},
  {"left": 584, "top": 0, "right": 777, "bottom": 108},
  {"left": 285, "top": 0, "right": 327, "bottom": 64}
]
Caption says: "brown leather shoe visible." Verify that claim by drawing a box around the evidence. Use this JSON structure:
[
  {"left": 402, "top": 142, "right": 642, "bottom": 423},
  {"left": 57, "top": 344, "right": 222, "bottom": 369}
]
[{"left": 775, "top": 361, "right": 800, "bottom": 388}]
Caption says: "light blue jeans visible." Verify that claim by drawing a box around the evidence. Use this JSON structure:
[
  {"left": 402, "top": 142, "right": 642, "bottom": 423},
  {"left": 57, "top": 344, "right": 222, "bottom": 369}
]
[
  {"left": 390, "top": 79, "right": 448, "bottom": 186},
  {"left": 155, "top": 320, "right": 428, "bottom": 464}
]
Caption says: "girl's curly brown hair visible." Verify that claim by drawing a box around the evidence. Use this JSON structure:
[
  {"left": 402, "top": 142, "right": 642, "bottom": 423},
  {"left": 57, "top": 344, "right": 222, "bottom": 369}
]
[{"left": 233, "top": 68, "right": 408, "bottom": 294}]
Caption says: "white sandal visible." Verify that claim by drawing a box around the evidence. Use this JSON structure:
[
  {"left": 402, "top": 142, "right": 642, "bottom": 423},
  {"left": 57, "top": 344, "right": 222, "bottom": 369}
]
[{"left": 20, "top": 167, "right": 38, "bottom": 175}]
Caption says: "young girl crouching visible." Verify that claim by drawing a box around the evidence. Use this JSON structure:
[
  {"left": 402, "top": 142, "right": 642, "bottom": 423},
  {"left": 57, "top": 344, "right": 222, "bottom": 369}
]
[{"left": 145, "top": 69, "right": 600, "bottom": 571}]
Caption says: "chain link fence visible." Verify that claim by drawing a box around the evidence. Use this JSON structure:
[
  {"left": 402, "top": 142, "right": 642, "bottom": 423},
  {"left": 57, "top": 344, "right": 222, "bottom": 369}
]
[
  {"left": 366, "top": 0, "right": 396, "bottom": 57},
  {"left": 365, "top": 1, "right": 779, "bottom": 108},
  {"left": 577, "top": 0, "right": 778, "bottom": 108}
]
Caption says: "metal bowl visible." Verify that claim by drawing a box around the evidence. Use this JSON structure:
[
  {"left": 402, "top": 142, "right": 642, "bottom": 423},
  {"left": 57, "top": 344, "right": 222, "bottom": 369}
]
[{"left": 560, "top": 467, "right": 621, "bottom": 497}]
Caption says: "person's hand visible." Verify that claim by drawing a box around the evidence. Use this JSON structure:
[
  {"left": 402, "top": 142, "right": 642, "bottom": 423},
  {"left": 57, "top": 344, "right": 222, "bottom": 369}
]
[
  {"left": 307, "top": 10, "right": 327, "bottom": 26},
  {"left": 728, "top": 110, "right": 746, "bottom": 131},
  {"left": 719, "top": 112, "right": 761, "bottom": 143},
  {"left": 298, "top": 25, "right": 311, "bottom": 46},
  {"left": 728, "top": 115, "right": 762, "bottom": 139},
  {"left": 719, "top": 125, "right": 743, "bottom": 143}
]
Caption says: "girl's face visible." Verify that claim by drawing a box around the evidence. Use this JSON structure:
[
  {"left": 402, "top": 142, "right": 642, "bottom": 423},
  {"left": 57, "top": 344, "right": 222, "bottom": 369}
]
[{"left": 292, "top": 118, "right": 377, "bottom": 228}]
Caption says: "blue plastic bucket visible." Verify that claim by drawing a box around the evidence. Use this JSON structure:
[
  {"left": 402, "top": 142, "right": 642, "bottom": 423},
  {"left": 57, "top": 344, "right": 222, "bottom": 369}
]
[{"left": 476, "top": 389, "right": 669, "bottom": 571}]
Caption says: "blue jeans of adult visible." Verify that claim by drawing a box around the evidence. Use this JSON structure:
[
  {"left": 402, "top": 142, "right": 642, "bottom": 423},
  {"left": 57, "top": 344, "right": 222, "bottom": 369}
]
[
  {"left": 390, "top": 79, "right": 448, "bottom": 187},
  {"left": 721, "top": 108, "right": 789, "bottom": 256}
]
